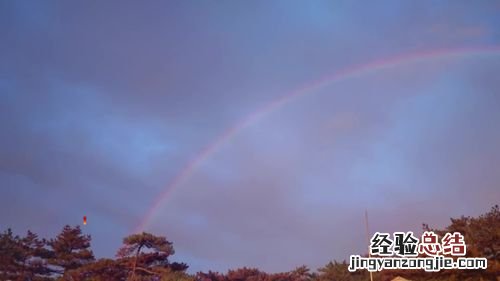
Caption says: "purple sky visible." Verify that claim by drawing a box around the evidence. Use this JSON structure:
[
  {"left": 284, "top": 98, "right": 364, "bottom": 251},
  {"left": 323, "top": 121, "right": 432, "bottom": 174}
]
[{"left": 1, "top": 0, "right": 500, "bottom": 274}]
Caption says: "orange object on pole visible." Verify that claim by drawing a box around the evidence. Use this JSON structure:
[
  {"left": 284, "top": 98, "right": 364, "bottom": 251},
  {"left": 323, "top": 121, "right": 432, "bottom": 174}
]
[{"left": 83, "top": 216, "right": 87, "bottom": 225}]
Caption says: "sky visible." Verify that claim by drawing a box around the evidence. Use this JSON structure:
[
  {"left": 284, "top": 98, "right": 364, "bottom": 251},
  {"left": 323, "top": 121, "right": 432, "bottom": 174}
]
[{"left": 1, "top": 0, "right": 500, "bottom": 274}]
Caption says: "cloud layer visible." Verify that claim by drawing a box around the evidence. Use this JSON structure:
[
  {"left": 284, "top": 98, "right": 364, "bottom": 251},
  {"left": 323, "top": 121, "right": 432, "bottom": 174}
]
[{"left": 1, "top": 0, "right": 499, "bottom": 273}]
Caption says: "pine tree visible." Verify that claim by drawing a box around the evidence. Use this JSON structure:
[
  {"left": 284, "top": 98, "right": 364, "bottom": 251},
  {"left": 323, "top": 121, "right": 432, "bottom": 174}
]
[
  {"left": 65, "top": 258, "right": 128, "bottom": 281},
  {"left": 0, "top": 229, "right": 22, "bottom": 280},
  {"left": 0, "top": 229, "right": 52, "bottom": 281},
  {"left": 116, "top": 232, "right": 175, "bottom": 281},
  {"left": 48, "top": 225, "right": 94, "bottom": 276},
  {"left": 18, "top": 230, "right": 52, "bottom": 280},
  {"left": 289, "top": 265, "right": 313, "bottom": 281}
]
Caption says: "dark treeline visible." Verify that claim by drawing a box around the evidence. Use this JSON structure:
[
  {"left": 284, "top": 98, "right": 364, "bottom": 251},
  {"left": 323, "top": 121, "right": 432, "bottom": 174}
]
[{"left": 1, "top": 206, "right": 498, "bottom": 281}]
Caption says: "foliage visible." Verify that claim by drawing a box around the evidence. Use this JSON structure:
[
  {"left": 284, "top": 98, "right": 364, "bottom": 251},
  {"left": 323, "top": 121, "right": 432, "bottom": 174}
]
[
  {"left": 1, "top": 205, "right": 498, "bottom": 281},
  {"left": 0, "top": 229, "right": 52, "bottom": 280},
  {"left": 48, "top": 225, "right": 95, "bottom": 276},
  {"left": 421, "top": 205, "right": 500, "bottom": 280},
  {"left": 116, "top": 232, "right": 177, "bottom": 280},
  {"left": 63, "top": 258, "right": 128, "bottom": 281}
]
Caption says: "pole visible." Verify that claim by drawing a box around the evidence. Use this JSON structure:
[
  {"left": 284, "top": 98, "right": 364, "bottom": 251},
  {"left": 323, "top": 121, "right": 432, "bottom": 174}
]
[{"left": 365, "top": 210, "right": 374, "bottom": 281}]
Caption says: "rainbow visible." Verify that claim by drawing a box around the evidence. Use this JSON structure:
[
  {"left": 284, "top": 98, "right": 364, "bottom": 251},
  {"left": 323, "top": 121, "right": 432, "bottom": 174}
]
[{"left": 135, "top": 46, "right": 500, "bottom": 233}]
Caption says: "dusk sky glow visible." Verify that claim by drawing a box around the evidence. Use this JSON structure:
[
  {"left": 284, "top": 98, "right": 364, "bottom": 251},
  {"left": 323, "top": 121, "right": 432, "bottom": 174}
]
[{"left": 1, "top": 1, "right": 500, "bottom": 274}]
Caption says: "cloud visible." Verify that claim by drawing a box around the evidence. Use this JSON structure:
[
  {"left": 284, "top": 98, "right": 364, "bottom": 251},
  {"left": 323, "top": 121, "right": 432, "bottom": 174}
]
[
  {"left": 145, "top": 57, "right": 500, "bottom": 272},
  {"left": 1, "top": 0, "right": 499, "bottom": 274}
]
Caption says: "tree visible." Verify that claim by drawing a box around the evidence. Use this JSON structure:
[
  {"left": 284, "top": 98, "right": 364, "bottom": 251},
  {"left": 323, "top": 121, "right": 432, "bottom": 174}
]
[
  {"left": 226, "top": 267, "right": 266, "bottom": 281},
  {"left": 64, "top": 258, "right": 128, "bottom": 281},
  {"left": 116, "top": 232, "right": 175, "bottom": 281},
  {"left": 196, "top": 270, "right": 226, "bottom": 281},
  {"left": 0, "top": 229, "right": 22, "bottom": 280},
  {"left": 17, "top": 230, "right": 52, "bottom": 281},
  {"left": 316, "top": 261, "right": 350, "bottom": 281},
  {"left": 0, "top": 229, "right": 52, "bottom": 281},
  {"left": 289, "top": 265, "right": 313, "bottom": 281},
  {"left": 158, "top": 268, "right": 195, "bottom": 281},
  {"left": 423, "top": 205, "right": 500, "bottom": 280},
  {"left": 48, "top": 225, "right": 94, "bottom": 276},
  {"left": 168, "top": 262, "right": 189, "bottom": 272}
]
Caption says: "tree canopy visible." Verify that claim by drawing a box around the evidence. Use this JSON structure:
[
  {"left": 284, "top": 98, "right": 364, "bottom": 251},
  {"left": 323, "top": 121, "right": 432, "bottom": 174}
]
[{"left": 0, "top": 205, "right": 498, "bottom": 281}]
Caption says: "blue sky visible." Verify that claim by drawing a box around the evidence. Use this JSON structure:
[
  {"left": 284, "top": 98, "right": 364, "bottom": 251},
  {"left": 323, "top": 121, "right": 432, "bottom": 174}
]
[{"left": 1, "top": 0, "right": 500, "bottom": 273}]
